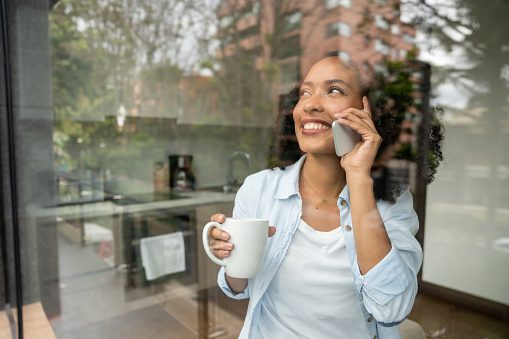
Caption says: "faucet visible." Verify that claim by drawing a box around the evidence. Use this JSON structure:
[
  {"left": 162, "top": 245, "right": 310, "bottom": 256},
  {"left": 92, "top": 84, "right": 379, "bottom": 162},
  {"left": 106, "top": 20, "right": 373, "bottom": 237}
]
[{"left": 226, "top": 150, "right": 253, "bottom": 190}]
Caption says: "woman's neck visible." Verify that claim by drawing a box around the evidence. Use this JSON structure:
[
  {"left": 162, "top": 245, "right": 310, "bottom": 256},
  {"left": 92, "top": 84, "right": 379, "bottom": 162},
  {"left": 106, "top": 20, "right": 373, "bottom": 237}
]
[{"left": 301, "top": 153, "right": 346, "bottom": 193}]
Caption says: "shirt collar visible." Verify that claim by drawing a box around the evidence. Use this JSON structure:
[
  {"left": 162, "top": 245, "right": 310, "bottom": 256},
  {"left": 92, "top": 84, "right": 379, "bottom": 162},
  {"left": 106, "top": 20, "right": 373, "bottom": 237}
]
[
  {"left": 339, "top": 182, "right": 350, "bottom": 203},
  {"left": 274, "top": 154, "right": 351, "bottom": 203},
  {"left": 274, "top": 155, "right": 306, "bottom": 200}
]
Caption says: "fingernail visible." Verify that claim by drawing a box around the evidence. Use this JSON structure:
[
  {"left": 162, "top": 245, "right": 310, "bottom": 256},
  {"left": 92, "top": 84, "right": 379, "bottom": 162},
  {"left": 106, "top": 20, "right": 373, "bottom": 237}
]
[
  {"left": 226, "top": 243, "right": 233, "bottom": 250},
  {"left": 222, "top": 232, "right": 229, "bottom": 240},
  {"left": 223, "top": 251, "right": 229, "bottom": 256}
]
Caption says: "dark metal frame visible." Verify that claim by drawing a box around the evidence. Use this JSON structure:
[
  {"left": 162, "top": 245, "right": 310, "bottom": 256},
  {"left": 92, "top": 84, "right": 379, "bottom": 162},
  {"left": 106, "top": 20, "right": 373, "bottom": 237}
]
[{"left": 0, "top": 0, "right": 24, "bottom": 337}]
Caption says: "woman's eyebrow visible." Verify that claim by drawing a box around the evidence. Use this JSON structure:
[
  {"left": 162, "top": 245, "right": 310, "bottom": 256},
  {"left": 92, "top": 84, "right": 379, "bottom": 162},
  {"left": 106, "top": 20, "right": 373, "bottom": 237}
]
[
  {"left": 301, "top": 79, "right": 351, "bottom": 88},
  {"left": 301, "top": 79, "right": 351, "bottom": 89},
  {"left": 325, "top": 79, "right": 351, "bottom": 88}
]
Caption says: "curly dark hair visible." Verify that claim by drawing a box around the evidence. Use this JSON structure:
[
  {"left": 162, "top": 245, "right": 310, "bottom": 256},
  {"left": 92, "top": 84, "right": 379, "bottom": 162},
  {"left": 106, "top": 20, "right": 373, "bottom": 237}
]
[{"left": 266, "top": 60, "right": 445, "bottom": 202}]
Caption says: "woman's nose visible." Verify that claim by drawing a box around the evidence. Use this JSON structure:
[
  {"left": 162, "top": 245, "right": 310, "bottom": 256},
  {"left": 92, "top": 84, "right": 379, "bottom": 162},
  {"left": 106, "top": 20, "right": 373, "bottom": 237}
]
[{"left": 303, "top": 94, "right": 324, "bottom": 113}]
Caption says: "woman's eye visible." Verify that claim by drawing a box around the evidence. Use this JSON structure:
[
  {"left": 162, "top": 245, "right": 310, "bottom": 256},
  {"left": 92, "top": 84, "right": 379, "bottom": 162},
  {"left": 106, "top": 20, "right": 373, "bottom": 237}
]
[
  {"left": 300, "top": 89, "right": 310, "bottom": 97},
  {"left": 329, "top": 86, "right": 344, "bottom": 94}
]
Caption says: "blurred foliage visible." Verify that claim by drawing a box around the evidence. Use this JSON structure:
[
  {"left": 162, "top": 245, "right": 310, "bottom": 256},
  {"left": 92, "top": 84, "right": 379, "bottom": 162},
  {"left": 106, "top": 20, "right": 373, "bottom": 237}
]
[
  {"left": 370, "top": 60, "right": 416, "bottom": 158},
  {"left": 403, "top": 0, "right": 509, "bottom": 109},
  {"left": 395, "top": 142, "right": 417, "bottom": 162},
  {"left": 50, "top": 0, "right": 213, "bottom": 180}
]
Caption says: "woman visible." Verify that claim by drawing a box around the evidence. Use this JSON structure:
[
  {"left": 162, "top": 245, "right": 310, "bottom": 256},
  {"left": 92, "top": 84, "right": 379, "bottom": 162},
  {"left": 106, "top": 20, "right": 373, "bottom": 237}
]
[{"left": 208, "top": 56, "right": 422, "bottom": 339}]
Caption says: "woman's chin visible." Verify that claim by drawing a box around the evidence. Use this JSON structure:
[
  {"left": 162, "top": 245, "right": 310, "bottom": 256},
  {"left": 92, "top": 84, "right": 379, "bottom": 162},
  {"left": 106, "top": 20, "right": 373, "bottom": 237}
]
[{"left": 300, "top": 145, "right": 337, "bottom": 156}]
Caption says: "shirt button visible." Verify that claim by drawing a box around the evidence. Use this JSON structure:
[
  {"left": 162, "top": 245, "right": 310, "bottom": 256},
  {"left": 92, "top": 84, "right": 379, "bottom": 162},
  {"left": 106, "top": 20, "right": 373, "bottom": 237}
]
[
  {"left": 340, "top": 200, "right": 347, "bottom": 206},
  {"left": 345, "top": 225, "right": 352, "bottom": 231},
  {"left": 373, "top": 336, "right": 377, "bottom": 339},
  {"left": 367, "top": 317, "right": 373, "bottom": 322}
]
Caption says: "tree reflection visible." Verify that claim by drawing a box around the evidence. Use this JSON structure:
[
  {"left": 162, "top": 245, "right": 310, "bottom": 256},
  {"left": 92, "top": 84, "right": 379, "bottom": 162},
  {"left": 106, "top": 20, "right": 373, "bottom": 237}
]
[
  {"left": 404, "top": 0, "right": 509, "bottom": 102},
  {"left": 404, "top": 0, "right": 509, "bottom": 216},
  {"left": 51, "top": 0, "right": 216, "bottom": 195}
]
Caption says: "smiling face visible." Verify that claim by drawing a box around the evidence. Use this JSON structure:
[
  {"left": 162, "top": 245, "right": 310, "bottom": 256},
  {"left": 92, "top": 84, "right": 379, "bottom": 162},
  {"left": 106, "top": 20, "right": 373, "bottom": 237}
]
[{"left": 293, "top": 57, "right": 363, "bottom": 155}]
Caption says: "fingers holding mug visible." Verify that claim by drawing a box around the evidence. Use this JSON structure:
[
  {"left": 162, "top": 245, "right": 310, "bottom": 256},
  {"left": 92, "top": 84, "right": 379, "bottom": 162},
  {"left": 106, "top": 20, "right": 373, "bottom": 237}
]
[
  {"left": 210, "top": 213, "right": 226, "bottom": 223},
  {"left": 268, "top": 226, "right": 276, "bottom": 237},
  {"left": 202, "top": 217, "right": 270, "bottom": 278},
  {"left": 207, "top": 213, "right": 232, "bottom": 259},
  {"left": 209, "top": 213, "right": 229, "bottom": 238},
  {"left": 210, "top": 237, "right": 233, "bottom": 258},
  {"left": 209, "top": 223, "right": 230, "bottom": 241}
]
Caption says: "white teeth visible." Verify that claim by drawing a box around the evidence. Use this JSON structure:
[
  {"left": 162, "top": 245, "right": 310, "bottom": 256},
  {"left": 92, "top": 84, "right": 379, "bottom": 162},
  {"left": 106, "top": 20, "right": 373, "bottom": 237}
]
[{"left": 303, "top": 123, "right": 330, "bottom": 130}]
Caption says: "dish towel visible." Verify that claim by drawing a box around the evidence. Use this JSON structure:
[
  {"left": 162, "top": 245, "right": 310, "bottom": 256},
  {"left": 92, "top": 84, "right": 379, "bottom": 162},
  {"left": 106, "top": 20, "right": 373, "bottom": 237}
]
[{"left": 140, "top": 232, "right": 186, "bottom": 281}]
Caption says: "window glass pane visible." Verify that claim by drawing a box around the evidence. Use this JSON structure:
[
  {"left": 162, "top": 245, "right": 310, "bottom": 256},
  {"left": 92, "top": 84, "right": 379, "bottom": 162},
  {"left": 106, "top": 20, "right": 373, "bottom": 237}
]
[
  {"left": 391, "top": 24, "right": 400, "bottom": 36},
  {"left": 283, "top": 11, "right": 301, "bottom": 33},
  {"left": 413, "top": 4, "right": 509, "bottom": 313},
  {"left": 392, "top": 48, "right": 398, "bottom": 60},
  {"left": 326, "top": 0, "right": 351, "bottom": 10},
  {"left": 279, "top": 35, "right": 300, "bottom": 59},
  {"left": 375, "top": 39, "right": 390, "bottom": 55},
  {"left": 279, "top": 60, "right": 300, "bottom": 86},
  {"left": 326, "top": 21, "right": 351, "bottom": 38},
  {"left": 375, "top": 14, "right": 389, "bottom": 30},
  {"left": 1, "top": 0, "right": 508, "bottom": 338},
  {"left": 402, "top": 33, "right": 416, "bottom": 45},
  {"left": 325, "top": 50, "right": 350, "bottom": 65}
]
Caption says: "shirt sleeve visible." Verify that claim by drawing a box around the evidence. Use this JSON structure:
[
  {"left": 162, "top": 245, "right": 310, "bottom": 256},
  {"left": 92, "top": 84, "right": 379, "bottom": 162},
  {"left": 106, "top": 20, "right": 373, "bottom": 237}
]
[
  {"left": 217, "top": 267, "right": 250, "bottom": 299},
  {"left": 352, "top": 188, "right": 423, "bottom": 326},
  {"left": 216, "top": 180, "right": 253, "bottom": 299}
]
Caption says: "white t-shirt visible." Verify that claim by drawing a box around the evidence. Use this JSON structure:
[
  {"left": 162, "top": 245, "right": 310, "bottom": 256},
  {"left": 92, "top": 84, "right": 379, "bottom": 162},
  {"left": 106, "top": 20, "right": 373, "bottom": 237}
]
[{"left": 252, "top": 219, "right": 370, "bottom": 339}]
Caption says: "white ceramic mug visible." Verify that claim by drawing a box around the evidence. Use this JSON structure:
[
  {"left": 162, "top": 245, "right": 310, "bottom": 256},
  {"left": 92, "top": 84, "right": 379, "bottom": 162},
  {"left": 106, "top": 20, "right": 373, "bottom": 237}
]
[{"left": 202, "top": 218, "right": 269, "bottom": 278}]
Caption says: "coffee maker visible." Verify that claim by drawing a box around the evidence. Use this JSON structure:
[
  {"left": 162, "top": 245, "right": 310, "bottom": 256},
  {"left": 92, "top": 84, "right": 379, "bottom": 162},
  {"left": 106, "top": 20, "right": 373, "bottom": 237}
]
[{"left": 169, "top": 155, "right": 195, "bottom": 191}]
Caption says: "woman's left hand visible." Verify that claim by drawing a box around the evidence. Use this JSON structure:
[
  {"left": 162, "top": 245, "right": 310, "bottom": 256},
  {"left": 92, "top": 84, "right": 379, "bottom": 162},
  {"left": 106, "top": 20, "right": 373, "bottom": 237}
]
[{"left": 334, "top": 96, "right": 382, "bottom": 176}]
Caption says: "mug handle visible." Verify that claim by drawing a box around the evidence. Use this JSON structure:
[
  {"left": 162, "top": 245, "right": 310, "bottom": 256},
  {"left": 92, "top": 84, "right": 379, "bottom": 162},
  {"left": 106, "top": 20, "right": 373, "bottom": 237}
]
[{"left": 202, "top": 221, "right": 227, "bottom": 267}]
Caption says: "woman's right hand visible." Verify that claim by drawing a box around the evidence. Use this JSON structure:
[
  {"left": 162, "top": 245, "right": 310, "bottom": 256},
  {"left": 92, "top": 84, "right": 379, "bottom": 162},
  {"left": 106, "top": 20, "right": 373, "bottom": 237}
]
[
  {"left": 208, "top": 213, "right": 277, "bottom": 260},
  {"left": 209, "top": 213, "right": 276, "bottom": 293},
  {"left": 208, "top": 213, "right": 233, "bottom": 259}
]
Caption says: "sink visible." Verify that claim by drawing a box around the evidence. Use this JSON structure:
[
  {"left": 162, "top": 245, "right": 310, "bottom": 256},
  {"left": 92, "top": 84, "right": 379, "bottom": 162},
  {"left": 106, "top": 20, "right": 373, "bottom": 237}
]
[{"left": 200, "top": 185, "right": 239, "bottom": 194}]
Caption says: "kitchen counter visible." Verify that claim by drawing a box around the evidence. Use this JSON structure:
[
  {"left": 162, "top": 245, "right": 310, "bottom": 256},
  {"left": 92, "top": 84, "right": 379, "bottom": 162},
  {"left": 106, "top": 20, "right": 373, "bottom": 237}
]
[
  {"left": 25, "top": 189, "right": 237, "bottom": 292},
  {"left": 27, "top": 190, "right": 237, "bottom": 220},
  {"left": 110, "top": 190, "right": 236, "bottom": 215}
]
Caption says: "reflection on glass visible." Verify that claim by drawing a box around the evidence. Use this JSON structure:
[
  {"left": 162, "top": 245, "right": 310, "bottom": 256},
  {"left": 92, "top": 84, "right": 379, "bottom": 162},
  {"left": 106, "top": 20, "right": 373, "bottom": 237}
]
[
  {"left": 402, "top": 0, "right": 509, "bottom": 307},
  {"left": 1, "top": 0, "right": 507, "bottom": 337},
  {"left": 47, "top": 1, "right": 426, "bottom": 337}
]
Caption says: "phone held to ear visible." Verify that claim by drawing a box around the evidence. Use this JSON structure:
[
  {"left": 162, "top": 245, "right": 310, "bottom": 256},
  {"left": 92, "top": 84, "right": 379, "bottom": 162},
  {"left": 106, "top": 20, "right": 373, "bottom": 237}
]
[{"left": 332, "top": 120, "right": 361, "bottom": 157}]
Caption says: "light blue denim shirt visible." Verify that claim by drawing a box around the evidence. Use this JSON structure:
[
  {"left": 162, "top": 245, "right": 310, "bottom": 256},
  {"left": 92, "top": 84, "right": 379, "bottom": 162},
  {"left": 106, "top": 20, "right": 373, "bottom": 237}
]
[{"left": 218, "top": 155, "right": 422, "bottom": 339}]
